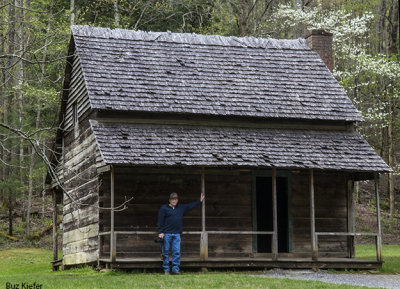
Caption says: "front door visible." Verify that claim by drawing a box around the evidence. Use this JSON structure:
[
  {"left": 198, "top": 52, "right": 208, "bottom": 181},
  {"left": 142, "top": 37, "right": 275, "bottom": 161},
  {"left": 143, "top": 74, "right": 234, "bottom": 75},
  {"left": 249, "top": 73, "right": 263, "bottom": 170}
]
[{"left": 253, "top": 173, "right": 291, "bottom": 253}]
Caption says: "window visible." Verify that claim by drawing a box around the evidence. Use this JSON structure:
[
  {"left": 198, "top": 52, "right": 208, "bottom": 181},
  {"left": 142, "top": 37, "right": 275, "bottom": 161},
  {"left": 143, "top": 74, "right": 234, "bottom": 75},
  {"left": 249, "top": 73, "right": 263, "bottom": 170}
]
[{"left": 73, "top": 102, "right": 78, "bottom": 126}]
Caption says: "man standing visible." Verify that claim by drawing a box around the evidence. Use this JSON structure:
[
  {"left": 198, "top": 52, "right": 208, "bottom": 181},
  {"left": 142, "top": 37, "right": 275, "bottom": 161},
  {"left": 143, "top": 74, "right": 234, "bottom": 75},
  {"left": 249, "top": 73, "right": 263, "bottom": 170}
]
[{"left": 157, "top": 192, "right": 204, "bottom": 275}]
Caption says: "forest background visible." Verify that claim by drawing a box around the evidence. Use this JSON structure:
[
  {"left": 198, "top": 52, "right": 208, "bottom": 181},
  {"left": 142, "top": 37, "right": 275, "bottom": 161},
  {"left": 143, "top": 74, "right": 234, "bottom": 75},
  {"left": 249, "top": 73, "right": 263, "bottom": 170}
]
[{"left": 0, "top": 0, "right": 399, "bottom": 246}]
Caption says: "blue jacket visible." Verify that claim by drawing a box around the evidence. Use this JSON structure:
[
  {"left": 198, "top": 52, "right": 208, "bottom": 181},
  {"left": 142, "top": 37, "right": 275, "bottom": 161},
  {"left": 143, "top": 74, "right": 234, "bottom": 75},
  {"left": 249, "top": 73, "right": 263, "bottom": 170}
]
[{"left": 157, "top": 200, "right": 201, "bottom": 234}]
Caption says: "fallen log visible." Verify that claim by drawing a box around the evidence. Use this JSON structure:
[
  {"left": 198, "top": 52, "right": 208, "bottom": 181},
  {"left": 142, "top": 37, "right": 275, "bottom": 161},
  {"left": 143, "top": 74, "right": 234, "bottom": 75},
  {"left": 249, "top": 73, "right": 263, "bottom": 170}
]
[{"left": 0, "top": 231, "right": 18, "bottom": 241}]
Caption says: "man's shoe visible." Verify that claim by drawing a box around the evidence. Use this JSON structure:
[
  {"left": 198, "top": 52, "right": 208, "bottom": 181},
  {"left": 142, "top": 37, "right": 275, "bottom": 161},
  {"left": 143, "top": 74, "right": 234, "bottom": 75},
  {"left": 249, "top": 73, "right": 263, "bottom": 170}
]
[
  {"left": 164, "top": 271, "right": 170, "bottom": 275},
  {"left": 171, "top": 271, "right": 181, "bottom": 275}
]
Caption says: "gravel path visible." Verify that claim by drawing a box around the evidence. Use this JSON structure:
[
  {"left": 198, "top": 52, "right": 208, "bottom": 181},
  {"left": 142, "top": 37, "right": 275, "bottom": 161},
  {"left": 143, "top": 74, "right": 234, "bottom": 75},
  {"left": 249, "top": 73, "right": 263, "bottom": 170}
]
[{"left": 253, "top": 269, "right": 400, "bottom": 288}]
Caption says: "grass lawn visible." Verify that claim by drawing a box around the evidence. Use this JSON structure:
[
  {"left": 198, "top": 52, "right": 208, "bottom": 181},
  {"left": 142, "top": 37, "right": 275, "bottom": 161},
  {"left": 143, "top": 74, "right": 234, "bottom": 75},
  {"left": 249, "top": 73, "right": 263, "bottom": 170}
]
[
  {"left": 356, "top": 244, "right": 400, "bottom": 274},
  {"left": 0, "top": 245, "right": 397, "bottom": 289}
]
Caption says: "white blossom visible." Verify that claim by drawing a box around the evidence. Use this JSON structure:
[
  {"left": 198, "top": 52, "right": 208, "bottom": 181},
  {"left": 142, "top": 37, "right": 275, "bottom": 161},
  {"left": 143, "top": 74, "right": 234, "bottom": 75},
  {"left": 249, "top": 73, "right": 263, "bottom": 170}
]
[{"left": 270, "top": 4, "right": 400, "bottom": 127}]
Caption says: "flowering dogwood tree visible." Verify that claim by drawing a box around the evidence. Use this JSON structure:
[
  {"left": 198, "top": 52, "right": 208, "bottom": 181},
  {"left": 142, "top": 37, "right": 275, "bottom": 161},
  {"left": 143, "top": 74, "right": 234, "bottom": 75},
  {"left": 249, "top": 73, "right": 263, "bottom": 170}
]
[{"left": 264, "top": 5, "right": 400, "bottom": 215}]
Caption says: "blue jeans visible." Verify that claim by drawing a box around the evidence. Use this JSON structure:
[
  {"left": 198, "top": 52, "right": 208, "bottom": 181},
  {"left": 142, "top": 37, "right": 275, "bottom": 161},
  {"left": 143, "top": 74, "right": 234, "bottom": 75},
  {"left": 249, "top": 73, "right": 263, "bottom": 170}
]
[{"left": 162, "top": 234, "right": 181, "bottom": 272}]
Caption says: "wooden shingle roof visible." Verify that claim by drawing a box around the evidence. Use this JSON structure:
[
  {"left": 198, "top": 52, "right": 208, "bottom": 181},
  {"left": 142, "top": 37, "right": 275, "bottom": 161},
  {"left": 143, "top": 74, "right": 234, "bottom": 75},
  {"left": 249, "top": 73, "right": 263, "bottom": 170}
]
[
  {"left": 72, "top": 25, "right": 363, "bottom": 122},
  {"left": 90, "top": 121, "right": 390, "bottom": 172}
]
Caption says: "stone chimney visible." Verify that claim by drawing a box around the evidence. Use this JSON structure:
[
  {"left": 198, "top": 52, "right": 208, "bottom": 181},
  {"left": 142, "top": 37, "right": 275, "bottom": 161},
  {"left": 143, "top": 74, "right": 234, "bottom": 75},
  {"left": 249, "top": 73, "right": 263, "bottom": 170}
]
[{"left": 304, "top": 29, "right": 334, "bottom": 73}]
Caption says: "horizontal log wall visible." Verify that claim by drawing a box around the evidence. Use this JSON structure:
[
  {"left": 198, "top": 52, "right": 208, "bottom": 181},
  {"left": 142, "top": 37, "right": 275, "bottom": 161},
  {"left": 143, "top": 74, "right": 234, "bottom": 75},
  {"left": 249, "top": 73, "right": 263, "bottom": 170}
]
[
  {"left": 62, "top": 54, "right": 99, "bottom": 266},
  {"left": 99, "top": 168, "right": 253, "bottom": 258}
]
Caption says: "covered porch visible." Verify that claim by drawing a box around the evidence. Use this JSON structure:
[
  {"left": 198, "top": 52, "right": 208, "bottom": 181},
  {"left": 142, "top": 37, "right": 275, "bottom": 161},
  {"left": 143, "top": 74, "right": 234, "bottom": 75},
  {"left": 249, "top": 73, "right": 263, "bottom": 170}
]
[{"left": 95, "top": 166, "right": 383, "bottom": 270}]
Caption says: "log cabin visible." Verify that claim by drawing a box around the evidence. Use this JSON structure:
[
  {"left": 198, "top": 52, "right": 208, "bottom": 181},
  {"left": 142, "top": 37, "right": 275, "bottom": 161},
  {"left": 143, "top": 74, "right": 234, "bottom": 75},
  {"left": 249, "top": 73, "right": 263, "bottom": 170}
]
[{"left": 47, "top": 26, "right": 390, "bottom": 270}]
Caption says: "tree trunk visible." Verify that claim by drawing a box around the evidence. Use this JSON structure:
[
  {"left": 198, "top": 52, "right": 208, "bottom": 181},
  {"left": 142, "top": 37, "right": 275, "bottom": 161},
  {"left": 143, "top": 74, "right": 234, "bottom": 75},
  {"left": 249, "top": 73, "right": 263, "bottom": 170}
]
[
  {"left": 354, "top": 182, "right": 360, "bottom": 204},
  {"left": 380, "top": 98, "right": 387, "bottom": 160},
  {"left": 238, "top": 0, "right": 251, "bottom": 36},
  {"left": 114, "top": 0, "right": 119, "bottom": 28},
  {"left": 394, "top": 0, "right": 399, "bottom": 53},
  {"left": 16, "top": 0, "right": 25, "bottom": 223},
  {"left": 253, "top": 0, "right": 257, "bottom": 35},
  {"left": 71, "top": 0, "right": 75, "bottom": 25},
  {"left": 26, "top": 0, "right": 53, "bottom": 235},
  {"left": 26, "top": 145, "right": 34, "bottom": 236},
  {"left": 6, "top": 0, "right": 16, "bottom": 237},
  {"left": 387, "top": 0, "right": 398, "bottom": 217},
  {"left": 0, "top": 0, "right": 5, "bottom": 206},
  {"left": 17, "top": 0, "right": 24, "bottom": 157},
  {"left": 21, "top": 0, "right": 32, "bottom": 222},
  {"left": 294, "top": 0, "right": 303, "bottom": 38},
  {"left": 8, "top": 189, "right": 13, "bottom": 236},
  {"left": 52, "top": 190, "right": 58, "bottom": 268},
  {"left": 378, "top": 0, "right": 387, "bottom": 53},
  {"left": 388, "top": 99, "right": 395, "bottom": 216},
  {"left": 388, "top": 0, "right": 399, "bottom": 55},
  {"left": 42, "top": 165, "right": 46, "bottom": 219},
  {"left": 23, "top": 0, "right": 33, "bottom": 234}
]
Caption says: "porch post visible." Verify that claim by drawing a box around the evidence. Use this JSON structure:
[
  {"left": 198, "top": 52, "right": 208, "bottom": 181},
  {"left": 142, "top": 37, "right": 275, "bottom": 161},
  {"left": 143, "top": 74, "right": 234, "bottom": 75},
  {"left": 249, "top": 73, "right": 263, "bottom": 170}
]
[
  {"left": 310, "top": 169, "right": 317, "bottom": 260},
  {"left": 271, "top": 168, "right": 278, "bottom": 261},
  {"left": 52, "top": 189, "right": 58, "bottom": 271},
  {"left": 200, "top": 167, "right": 208, "bottom": 261},
  {"left": 375, "top": 173, "right": 382, "bottom": 262},
  {"left": 347, "top": 178, "right": 355, "bottom": 258},
  {"left": 110, "top": 166, "right": 116, "bottom": 263}
]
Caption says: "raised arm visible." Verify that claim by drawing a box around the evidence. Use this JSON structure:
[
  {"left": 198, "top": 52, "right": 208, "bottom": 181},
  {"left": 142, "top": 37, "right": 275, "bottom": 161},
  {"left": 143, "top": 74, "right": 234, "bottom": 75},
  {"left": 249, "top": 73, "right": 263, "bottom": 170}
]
[{"left": 182, "top": 200, "right": 202, "bottom": 213}]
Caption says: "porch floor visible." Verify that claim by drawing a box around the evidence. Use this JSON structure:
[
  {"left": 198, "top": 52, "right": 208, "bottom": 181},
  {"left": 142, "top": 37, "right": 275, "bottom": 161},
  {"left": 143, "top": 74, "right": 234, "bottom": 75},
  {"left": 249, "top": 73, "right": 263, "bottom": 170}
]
[{"left": 98, "top": 257, "right": 382, "bottom": 270}]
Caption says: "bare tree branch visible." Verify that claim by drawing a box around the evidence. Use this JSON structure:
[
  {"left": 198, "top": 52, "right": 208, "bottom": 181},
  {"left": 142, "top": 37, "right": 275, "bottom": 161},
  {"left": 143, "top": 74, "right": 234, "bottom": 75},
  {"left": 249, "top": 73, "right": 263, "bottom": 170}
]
[
  {"left": 0, "top": 1, "right": 46, "bottom": 13},
  {"left": 0, "top": 122, "right": 134, "bottom": 211}
]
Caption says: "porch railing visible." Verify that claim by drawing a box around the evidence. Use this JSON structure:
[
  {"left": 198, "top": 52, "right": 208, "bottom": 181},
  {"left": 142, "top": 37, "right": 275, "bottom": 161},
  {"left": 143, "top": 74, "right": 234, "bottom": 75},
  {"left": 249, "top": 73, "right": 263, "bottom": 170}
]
[
  {"left": 99, "top": 230, "right": 275, "bottom": 263},
  {"left": 99, "top": 230, "right": 382, "bottom": 263},
  {"left": 314, "top": 232, "right": 381, "bottom": 261}
]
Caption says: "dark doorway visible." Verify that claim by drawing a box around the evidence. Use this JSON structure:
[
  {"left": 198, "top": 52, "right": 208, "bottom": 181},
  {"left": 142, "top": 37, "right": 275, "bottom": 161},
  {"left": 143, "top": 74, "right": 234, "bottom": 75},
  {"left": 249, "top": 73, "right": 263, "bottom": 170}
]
[{"left": 255, "top": 176, "right": 289, "bottom": 253}]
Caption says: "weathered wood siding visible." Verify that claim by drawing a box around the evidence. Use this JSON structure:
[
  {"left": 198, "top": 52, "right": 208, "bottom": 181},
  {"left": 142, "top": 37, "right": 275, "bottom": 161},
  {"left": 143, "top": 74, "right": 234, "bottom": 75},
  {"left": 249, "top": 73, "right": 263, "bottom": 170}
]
[
  {"left": 62, "top": 53, "right": 99, "bottom": 266},
  {"left": 63, "top": 53, "right": 90, "bottom": 132},
  {"left": 99, "top": 168, "right": 252, "bottom": 258},
  {"left": 291, "top": 171, "right": 349, "bottom": 257}
]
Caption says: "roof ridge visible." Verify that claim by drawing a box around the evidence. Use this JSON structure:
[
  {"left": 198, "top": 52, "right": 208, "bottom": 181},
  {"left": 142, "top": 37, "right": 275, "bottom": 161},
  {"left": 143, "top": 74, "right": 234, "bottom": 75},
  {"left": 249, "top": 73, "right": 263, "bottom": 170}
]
[{"left": 71, "top": 25, "right": 310, "bottom": 50}]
